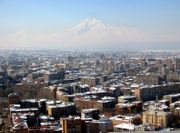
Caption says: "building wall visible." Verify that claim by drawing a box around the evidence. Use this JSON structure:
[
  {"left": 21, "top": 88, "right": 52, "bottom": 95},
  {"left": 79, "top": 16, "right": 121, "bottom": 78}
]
[
  {"left": 44, "top": 70, "right": 65, "bottom": 82},
  {"left": 172, "top": 108, "right": 180, "bottom": 126},
  {"left": 61, "top": 118, "right": 85, "bottom": 133},
  {"left": 75, "top": 98, "right": 115, "bottom": 113},
  {"left": 135, "top": 74, "right": 158, "bottom": 85},
  {"left": 163, "top": 94, "right": 180, "bottom": 104},
  {"left": 81, "top": 77, "right": 100, "bottom": 86},
  {"left": 175, "top": 58, "right": 180, "bottom": 71},
  {"left": 13, "top": 128, "right": 28, "bottom": 133},
  {"left": 85, "top": 122, "right": 99, "bottom": 133},
  {"left": 134, "top": 83, "right": 180, "bottom": 101},
  {"left": 142, "top": 111, "right": 172, "bottom": 128},
  {"left": 47, "top": 104, "right": 76, "bottom": 119},
  {"left": 8, "top": 93, "right": 20, "bottom": 105},
  {"left": 115, "top": 102, "right": 142, "bottom": 114},
  {"left": 74, "top": 99, "right": 101, "bottom": 111}
]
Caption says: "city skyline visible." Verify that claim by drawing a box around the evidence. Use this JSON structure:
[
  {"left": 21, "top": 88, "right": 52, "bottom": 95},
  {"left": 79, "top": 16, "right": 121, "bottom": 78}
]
[{"left": 0, "top": 0, "right": 180, "bottom": 50}]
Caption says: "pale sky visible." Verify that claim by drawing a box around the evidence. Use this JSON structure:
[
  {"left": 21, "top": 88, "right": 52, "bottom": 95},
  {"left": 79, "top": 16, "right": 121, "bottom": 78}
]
[{"left": 0, "top": 0, "right": 180, "bottom": 50}]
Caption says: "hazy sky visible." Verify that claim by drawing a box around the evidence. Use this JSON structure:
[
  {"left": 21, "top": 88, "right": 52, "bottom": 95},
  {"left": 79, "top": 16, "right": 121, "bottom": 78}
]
[{"left": 0, "top": 0, "right": 180, "bottom": 50}]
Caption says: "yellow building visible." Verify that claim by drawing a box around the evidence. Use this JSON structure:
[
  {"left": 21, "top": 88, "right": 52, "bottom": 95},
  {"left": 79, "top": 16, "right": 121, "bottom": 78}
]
[{"left": 142, "top": 110, "right": 172, "bottom": 128}]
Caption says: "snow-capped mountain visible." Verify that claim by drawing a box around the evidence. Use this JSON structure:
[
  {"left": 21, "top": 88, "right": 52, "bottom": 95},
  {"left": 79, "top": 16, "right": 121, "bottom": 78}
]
[
  {"left": 2, "top": 18, "right": 178, "bottom": 50},
  {"left": 56, "top": 18, "right": 155, "bottom": 43},
  {"left": 70, "top": 18, "right": 111, "bottom": 34}
]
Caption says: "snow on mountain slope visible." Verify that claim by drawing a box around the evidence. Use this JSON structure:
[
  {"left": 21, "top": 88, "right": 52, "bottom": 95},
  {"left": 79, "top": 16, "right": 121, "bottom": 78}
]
[{"left": 55, "top": 18, "right": 155, "bottom": 44}]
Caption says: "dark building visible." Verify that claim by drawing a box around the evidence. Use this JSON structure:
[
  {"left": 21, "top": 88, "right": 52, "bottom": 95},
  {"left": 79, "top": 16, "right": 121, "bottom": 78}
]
[
  {"left": 61, "top": 117, "right": 86, "bottom": 133},
  {"left": 134, "top": 83, "right": 180, "bottom": 101},
  {"left": 44, "top": 70, "right": 65, "bottom": 83},
  {"left": 8, "top": 93, "right": 20, "bottom": 105},
  {"left": 81, "top": 108, "right": 100, "bottom": 120}
]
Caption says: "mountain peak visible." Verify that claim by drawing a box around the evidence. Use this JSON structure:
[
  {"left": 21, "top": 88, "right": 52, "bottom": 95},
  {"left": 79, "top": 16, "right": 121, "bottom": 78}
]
[
  {"left": 82, "top": 18, "right": 102, "bottom": 25},
  {"left": 71, "top": 18, "right": 108, "bottom": 34}
]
